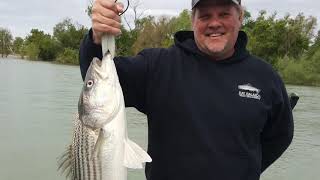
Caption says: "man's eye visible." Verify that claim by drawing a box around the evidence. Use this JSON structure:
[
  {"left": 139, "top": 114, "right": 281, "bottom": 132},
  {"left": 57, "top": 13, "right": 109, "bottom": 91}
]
[
  {"left": 199, "top": 15, "right": 210, "bottom": 20},
  {"left": 221, "top": 12, "right": 231, "bottom": 17}
]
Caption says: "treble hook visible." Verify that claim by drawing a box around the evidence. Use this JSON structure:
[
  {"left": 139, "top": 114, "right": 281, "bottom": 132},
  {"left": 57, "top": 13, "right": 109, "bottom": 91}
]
[{"left": 114, "top": 0, "right": 130, "bottom": 16}]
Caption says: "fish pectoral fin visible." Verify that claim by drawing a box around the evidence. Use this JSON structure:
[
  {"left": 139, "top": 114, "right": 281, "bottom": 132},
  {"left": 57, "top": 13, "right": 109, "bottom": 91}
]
[
  {"left": 90, "top": 129, "right": 106, "bottom": 160},
  {"left": 123, "top": 139, "right": 152, "bottom": 169}
]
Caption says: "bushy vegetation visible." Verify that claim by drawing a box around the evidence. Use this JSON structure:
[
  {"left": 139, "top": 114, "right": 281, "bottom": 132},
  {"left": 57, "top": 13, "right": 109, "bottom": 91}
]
[
  {"left": 277, "top": 43, "right": 320, "bottom": 86},
  {"left": 24, "top": 42, "right": 40, "bottom": 60},
  {"left": 242, "top": 10, "right": 320, "bottom": 86},
  {"left": 1, "top": 18, "right": 87, "bottom": 64},
  {"left": 0, "top": 28, "right": 13, "bottom": 57},
  {"left": 56, "top": 48, "right": 79, "bottom": 65},
  {"left": 1, "top": 8, "right": 319, "bottom": 86}
]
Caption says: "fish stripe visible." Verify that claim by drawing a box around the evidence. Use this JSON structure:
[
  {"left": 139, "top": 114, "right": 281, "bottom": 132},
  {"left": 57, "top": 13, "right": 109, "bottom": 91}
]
[
  {"left": 93, "top": 156, "right": 97, "bottom": 180},
  {"left": 82, "top": 128, "right": 90, "bottom": 180},
  {"left": 81, "top": 125, "right": 85, "bottom": 180},
  {"left": 60, "top": 116, "right": 113, "bottom": 180},
  {"left": 75, "top": 124, "right": 80, "bottom": 180},
  {"left": 78, "top": 124, "right": 82, "bottom": 180},
  {"left": 62, "top": 117, "right": 117, "bottom": 180},
  {"left": 99, "top": 156, "right": 102, "bottom": 180},
  {"left": 74, "top": 118, "right": 79, "bottom": 180},
  {"left": 75, "top": 124, "right": 78, "bottom": 180},
  {"left": 73, "top": 126, "right": 76, "bottom": 179},
  {"left": 83, "top": 126, "right": 86, "bottom": 180},
  {"left": 85, "top": 130, "right": 91, "bottom": 180}
]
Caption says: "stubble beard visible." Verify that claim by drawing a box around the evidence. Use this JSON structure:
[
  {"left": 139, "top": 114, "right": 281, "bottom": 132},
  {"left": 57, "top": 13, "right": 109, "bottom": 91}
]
[{"left": 203, "top": 37, "right": 229, "bottom": 57}]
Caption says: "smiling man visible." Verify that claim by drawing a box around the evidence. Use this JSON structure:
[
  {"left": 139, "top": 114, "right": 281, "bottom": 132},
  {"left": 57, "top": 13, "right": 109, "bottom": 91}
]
[
  {"left": 192, "top": 0, "right": 243, "bottom": 60},
  {"left": 79, "top": 0, "right": 294, "bottom": 180}
]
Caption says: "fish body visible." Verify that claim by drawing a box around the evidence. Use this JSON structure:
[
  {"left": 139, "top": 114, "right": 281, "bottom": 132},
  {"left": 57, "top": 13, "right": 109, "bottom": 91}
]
[{"left": 59, "top": 36, "right": 151, "bottom": 179}]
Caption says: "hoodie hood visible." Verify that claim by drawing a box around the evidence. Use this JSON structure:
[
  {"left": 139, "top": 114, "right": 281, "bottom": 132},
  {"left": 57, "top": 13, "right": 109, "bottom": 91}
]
[{"left": 174, "top": 30, "right": 250, "bottom": 64}]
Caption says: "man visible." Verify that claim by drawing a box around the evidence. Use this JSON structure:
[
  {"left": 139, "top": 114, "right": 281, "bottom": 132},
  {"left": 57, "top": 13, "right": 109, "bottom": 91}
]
[{"left": 79, "top": 0, "right": 294, "bottom": 180}]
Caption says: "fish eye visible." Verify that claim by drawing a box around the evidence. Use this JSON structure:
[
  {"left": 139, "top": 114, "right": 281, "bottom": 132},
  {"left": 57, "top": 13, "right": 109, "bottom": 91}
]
[{"left": 86, "top": 80, "right": 94, "bottom": 88}]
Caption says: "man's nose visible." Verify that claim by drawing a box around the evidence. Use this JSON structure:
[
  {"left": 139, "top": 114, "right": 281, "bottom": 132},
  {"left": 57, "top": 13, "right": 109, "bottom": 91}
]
[{"left": 207, "top": 17, "right": 222, "bottom": 28}]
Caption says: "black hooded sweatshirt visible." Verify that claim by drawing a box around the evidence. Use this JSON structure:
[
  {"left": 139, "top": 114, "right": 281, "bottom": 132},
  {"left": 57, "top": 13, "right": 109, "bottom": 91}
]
[{"left": 79, "top": 29, "right": 293, "bottom": 180}]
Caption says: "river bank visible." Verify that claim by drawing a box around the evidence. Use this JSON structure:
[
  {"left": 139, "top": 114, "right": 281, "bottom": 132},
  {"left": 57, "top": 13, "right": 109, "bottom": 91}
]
[{"left": 2, "top": 55, "right": 319, "bottom": 87}]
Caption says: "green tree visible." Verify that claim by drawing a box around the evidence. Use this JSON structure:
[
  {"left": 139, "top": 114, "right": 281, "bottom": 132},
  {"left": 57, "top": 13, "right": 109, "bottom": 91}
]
[
  {"left": 133, "top": 10, "right": 192, "bottom": 54},
  {"left": 306, "top": 30, "right": 320, "bottom": 59},
  {"left": 38, "top": 35, "right": 60, "bottom": 61},
  {"left": 25, "top": 29, "right": 46, "bottom": 45},
  {"left": 282, "top": 13, "right": 316, "bottom": 58},
  {"left": 132, "top": 16, "right": 157, "bottom": 54},
  {"left": 170, "top": 9, "right": 192, "bottom": 31},
  {"left": 13, "top": 37, "right": 24, "bottom": 55},
  {"left": 24, "top": 29, "right": 43, "bottom": 60},
  {"left": 25, "top": 42, "right": 40, "bottom": 60},
  {"left": 24, "top": 29, "right": 59, "bottom": 61},
  {"left": 242, "top": 10, "right": 255, "bottom": 29},
  {"left": 115, "top": 0, "right": 147, "bottom": 56},
  {"left": 244, "top": 11, "right": 281, "bottom": 65},
  {"left": 0, "top": 28, "right": 13, "bottom": 57},
  {"left": 244, "top": 11, "right": 317, "bottom": 66},
  {"left": 52, "top": 18, "right": 88, "bottom": 63},
  {"left": 56, "top": 48, "right": 79, "bottom": 64},
  {"left": 164, "top": 9, "right": 192, "bottom": 46},
  {"left": 86, "top": 0, "right": 93, "bottom": 17},
  {"left": 53, "top": 18, "right": 88, "bottom": 50},
  {"left": 306, "top": 37, "right": 320, "bottom": 75},
  {"left": 116, "top": 26, "right": 138, "bottom": 56}
]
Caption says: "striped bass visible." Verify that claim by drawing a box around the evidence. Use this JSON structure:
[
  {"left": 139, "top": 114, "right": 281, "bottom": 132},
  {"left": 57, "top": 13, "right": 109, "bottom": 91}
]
[{"left": 58, "top": 32, "right": 151, "bottom": 179}]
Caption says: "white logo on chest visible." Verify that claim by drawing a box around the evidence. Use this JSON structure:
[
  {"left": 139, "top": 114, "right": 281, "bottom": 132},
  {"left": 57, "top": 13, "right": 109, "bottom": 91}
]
[{"left": 238, "top": 83, "right": 261, "bottom": 100}]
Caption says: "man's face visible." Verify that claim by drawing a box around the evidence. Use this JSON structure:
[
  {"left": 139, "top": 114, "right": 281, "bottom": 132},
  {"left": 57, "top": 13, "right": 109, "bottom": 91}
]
[{"left": 192, "top": 1, "right": 243, "bottom": 60}]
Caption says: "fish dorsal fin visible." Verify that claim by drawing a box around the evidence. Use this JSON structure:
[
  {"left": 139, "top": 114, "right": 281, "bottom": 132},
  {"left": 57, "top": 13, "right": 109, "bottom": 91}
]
[{"left": 123, "top": 139, "right": 152, "bottom": 169}]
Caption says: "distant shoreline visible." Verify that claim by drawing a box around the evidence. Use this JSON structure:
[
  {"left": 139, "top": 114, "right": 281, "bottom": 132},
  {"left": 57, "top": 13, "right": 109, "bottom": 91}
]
[
  {"left": 1, "top": 54, "right": 319, "bottom": 87},
  {"left": 1, "top": 54, "right": 79, "bottom": 67},
  {"left": 0, "top": 54, "right": 21, "bottom": 59}
]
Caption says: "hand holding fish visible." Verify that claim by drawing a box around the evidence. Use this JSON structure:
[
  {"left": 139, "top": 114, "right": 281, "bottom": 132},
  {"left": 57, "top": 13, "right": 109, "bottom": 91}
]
[{"left": 91, "top": 0, "right": 124, "bottom": 44}]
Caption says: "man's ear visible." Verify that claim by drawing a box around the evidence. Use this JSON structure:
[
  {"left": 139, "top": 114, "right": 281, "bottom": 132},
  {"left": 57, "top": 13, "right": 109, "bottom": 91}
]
[
  {"left": 239, "top": 8, "right": 244, "bottom": 22},
  {"left": 238, "top": 7, "right": 244, "bottom": 29},
  {"left": 191, "top": 9, "right": 196, "bottom": 31}
]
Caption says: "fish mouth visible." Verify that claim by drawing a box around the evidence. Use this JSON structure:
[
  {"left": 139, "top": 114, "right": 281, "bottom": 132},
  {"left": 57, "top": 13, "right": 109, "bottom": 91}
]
[
  {"left": 91, "top": 57, "right": 108, "bottom": 77},
  {"left": 92, "top": 58, "right": 103, "bottom": 69},
  {"left": 96, "top": 58, "right": 102, "bottom": 67}
]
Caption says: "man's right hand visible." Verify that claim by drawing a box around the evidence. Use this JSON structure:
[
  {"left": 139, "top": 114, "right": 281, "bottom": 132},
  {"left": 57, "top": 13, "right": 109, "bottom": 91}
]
[{"left": 91, "top": 0, "right": 124, "bottom": 45}]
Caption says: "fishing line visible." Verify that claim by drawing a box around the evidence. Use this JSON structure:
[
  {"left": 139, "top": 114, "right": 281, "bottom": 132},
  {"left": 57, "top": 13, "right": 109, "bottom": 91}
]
[{"left": 114, "top": 0, "right": 130, "bottom": 16}]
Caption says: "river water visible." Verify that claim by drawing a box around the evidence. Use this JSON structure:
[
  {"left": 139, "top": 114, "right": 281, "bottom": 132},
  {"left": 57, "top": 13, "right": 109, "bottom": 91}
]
[{"left": 0, "top": 57, "right": 319, "bottom": 180}]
